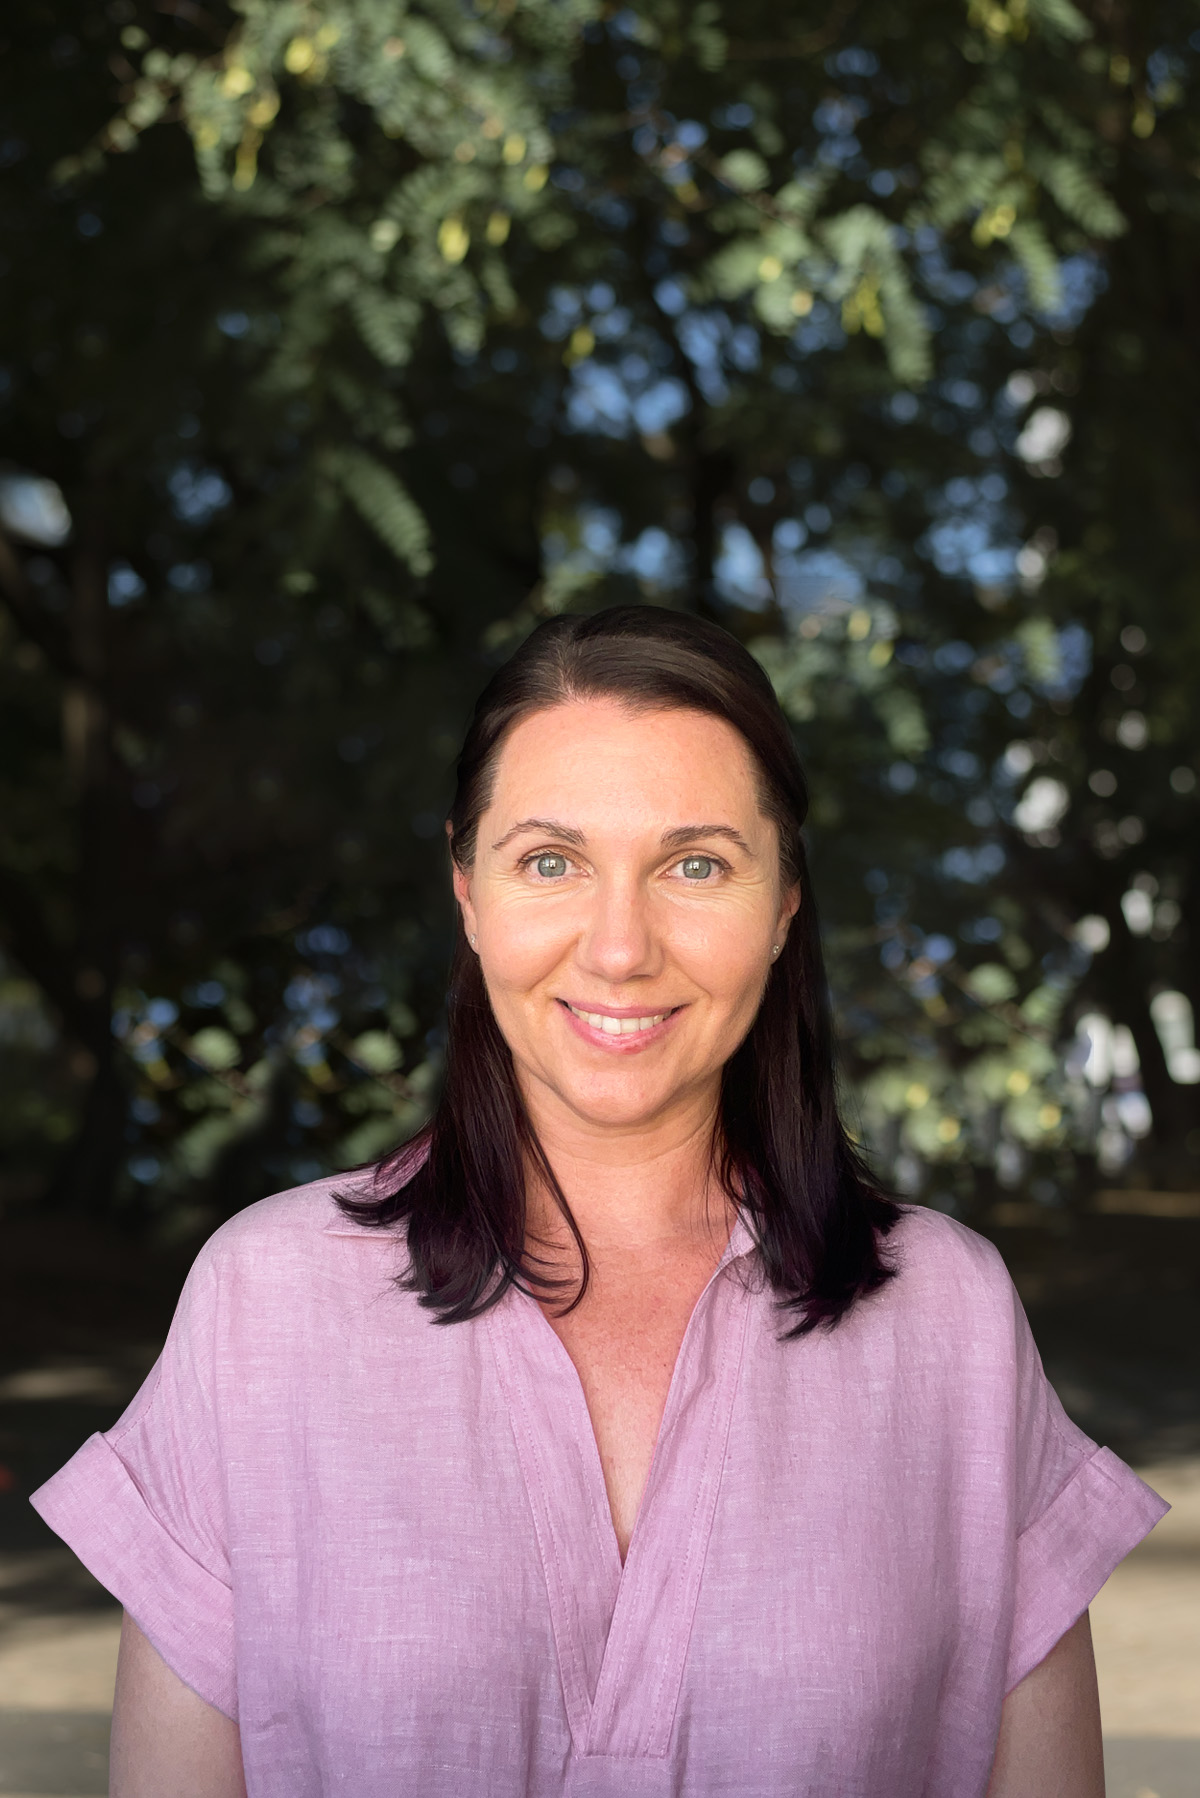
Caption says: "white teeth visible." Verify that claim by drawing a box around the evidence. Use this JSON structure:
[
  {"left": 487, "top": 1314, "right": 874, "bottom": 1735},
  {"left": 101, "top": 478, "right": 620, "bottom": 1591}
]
[{"left": 568, "top": 1006, "right": 667, "bottom": 1034}]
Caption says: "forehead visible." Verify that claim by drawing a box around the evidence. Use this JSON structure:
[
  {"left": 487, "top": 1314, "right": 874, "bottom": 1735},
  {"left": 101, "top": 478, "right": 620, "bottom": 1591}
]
[{"left": 485, "top": 699, "right": 765, "bottom": 829}]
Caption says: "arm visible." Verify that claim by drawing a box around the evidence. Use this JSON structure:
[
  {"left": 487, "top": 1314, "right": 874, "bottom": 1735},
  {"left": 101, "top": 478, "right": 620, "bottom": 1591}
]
[
  {"left": 110, "top": 1611, "right": 247, "bottom": 1798},
  {"left": 986, "top": 1611, "right": 1104, "bottom": 1798}
]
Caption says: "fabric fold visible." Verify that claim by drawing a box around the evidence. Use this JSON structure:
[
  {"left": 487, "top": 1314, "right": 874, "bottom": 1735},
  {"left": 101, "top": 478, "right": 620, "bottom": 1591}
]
[
  {"left": 1005, "top": 1443, "right": 1169, "bottom": 1692},
  {"left": 31, "top": 1430, "right": 238, "bottom": 1719}
]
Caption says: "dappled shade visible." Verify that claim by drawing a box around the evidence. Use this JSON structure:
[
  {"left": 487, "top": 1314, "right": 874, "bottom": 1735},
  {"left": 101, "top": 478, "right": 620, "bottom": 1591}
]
[{"left": 0, "top": 0, "right": 1197, "bottom": 1227}]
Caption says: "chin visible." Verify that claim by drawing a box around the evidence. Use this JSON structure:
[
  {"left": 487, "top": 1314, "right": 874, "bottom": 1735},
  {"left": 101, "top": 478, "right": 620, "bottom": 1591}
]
[{"left": 552, "top": 1069, "right": 687, "bottom": 1131}]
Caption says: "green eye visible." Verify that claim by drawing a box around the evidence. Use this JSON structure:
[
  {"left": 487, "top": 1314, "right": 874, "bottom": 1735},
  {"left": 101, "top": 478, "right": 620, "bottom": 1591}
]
[
  {"left": 681, "top": 855, "right": 714, "bottom": 880},
  {"left": 535, "top": 852, "right": 568, "bottom": 878}
]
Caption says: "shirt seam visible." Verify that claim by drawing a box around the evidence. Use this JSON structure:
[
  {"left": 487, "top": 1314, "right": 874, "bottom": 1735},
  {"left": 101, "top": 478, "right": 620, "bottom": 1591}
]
[
  {"left": 648, "top": 1276, "right": 751, "bottom": 1756},
  {"left": 594, "top": 1270, "right": 751, "bottom": 1758},
  {"left": 93, "top": 1431, "right": 235, "bottom": 1595},
  {"left": 489, "top": 1301, "right": 595, "bottom": 1748},
  {"left": 104, "top": 1358, "right": 166, "bottom": 1446}
]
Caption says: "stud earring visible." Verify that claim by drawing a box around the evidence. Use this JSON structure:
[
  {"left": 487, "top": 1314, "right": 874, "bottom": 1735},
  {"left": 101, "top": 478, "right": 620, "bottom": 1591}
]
[
  {"left": 770, "top": 944, "right": 780, "bottom": 959},
  {"left": 469, "top": 934, "right": 477, "bottom": 949}
]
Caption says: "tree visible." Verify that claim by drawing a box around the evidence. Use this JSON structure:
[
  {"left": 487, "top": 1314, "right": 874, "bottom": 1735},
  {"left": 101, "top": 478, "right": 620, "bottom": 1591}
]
[{"left": 1, "top": 0, "right": 1195, "bottom": 1228}]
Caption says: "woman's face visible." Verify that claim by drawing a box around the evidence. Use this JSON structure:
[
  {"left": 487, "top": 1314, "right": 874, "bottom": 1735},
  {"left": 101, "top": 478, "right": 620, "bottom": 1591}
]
[{"left": 453, "top": 698, "right": 799, "bottom": 1139}]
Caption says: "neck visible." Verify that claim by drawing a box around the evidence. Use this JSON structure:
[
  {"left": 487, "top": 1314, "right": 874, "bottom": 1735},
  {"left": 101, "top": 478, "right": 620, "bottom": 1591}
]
[{"left": 519, "top": 1079, "right": 734, "bottom": 1269}]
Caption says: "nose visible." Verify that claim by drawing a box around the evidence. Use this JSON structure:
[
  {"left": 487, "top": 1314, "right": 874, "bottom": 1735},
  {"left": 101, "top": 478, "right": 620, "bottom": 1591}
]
[{"left": 574, "top": 867, "right": 663, "bottom": 985}]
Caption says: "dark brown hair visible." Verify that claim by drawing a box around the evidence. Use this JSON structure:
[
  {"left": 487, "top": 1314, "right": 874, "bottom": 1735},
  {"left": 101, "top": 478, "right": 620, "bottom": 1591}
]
[{"left": 339, "top": 605, "right": 899, "bottom": 1334}]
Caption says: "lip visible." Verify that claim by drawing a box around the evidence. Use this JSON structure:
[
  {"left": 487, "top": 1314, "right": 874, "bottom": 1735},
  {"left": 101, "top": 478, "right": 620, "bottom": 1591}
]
[{"left": 557, "top": 998, "right": 684, "bottom": 1052}]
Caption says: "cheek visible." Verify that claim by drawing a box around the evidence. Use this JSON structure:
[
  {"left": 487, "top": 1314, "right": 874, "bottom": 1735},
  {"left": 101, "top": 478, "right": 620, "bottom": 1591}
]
[
  {"left": 670, "top": 908, "right": 771, "bottom": 1008},
  {"left": 479, "top": 895, "right": 575, "bottom": 993}
]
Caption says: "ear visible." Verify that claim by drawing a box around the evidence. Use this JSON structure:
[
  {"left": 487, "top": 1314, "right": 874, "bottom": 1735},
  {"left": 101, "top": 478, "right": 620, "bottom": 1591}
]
[
  {"left": 775, "top": 880, "right": 802, "bottom": 946},
  {"left": 451, "top": 857, "right": 477, "bottom": 945}
]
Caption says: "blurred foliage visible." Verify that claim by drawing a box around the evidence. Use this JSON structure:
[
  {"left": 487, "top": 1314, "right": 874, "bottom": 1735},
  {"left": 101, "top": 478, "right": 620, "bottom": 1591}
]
[{"left": 0, "top": 0, "right": 1198, "bottom": 1234}]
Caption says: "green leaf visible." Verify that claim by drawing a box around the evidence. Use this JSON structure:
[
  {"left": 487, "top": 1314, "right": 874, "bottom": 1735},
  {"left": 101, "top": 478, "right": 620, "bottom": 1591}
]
[
  {"left": 1008, "top": 218, "right": 1062, "bottom": 313},
  {"left": 396, "top": 18, "right": 456, "bottom": 85},
  {"left": 874, "top": 687, "right": 931, "bottom": 756},
  {"left": 1016, "top": 617, "right": 1062, "bottom": 684},
  {"left": 965, "top": 963, "right": 1019, "bottom": 1005},
  {"left": 718, "top": 150, "right": 770, "bottom": 193},
  {"left": 706, "top": 238, "right": 769, "bottom": 300},
  {"left": 1027, "top": 0, "right": 1091, "bottom": 42},
  {"left": 189, "top": 1027, "right": 242, "bottom": 1071},
  {"left": 330, "top": 449, "right": 433, "bottom": 577},
  {"left": 1039, "top": 156, "right": 1126, "bottom": 238},
  {"left": 687, "top": 0, "right": 728, "bottom": 72},
  {"left": 350, "top": 288, "right": 420, "bottom": 368},
  {"left": 351, "top": 1029, "right": 403, "bottom": 1074},
  {"left": 821, "top": 205, "right": 932, "bottom": 382}
]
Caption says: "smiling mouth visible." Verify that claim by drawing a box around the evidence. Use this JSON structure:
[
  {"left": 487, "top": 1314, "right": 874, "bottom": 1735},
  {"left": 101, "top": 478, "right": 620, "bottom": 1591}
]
[{"left": 561, "top": 1002, "right": 680, "bottom": 1037}]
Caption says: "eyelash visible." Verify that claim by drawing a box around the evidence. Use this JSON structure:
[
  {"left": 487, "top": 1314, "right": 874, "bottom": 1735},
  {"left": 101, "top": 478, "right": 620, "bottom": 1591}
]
[{"left": 517, "top": 851, "right": 731, "bottom": 881}]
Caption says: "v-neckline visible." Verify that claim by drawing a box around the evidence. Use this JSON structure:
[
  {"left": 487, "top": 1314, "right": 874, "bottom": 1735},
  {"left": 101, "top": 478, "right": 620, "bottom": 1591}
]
[{"left": 488, "top": 1219, "right": 754, "bottom": 1762}]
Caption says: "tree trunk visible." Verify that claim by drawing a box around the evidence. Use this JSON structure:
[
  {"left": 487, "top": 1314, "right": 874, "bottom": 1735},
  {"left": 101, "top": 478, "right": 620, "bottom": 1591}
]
[
  {"left": 44, "top": 1035, "right": 129, "bottom": 1217},
  {"left": 687, "top": 440, "right": 735, "bottom": 619},
  {"left": 46, "top": 497, "right": 130, "bottom": 1214}
]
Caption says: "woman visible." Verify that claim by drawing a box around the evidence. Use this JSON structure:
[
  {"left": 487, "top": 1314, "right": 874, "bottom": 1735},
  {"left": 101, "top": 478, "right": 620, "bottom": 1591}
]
[{"left": 34, "top": 606, "right": 1164, "bottom": 1797}]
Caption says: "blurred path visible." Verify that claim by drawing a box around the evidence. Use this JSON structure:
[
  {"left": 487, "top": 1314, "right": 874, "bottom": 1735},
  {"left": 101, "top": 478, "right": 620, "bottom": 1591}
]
[
  {"left": 0, "top": 1541, "right": 117, "bottom": 1796},
  {"left": 0, "top": 1218, "right": 172, "bottom": 1798},
  {"left": 1094, "top": 1459, "right": 1200, "bottom": 1798},
  {"left": 0, "top": 1360, "right": 155, "bottom": 1798}
]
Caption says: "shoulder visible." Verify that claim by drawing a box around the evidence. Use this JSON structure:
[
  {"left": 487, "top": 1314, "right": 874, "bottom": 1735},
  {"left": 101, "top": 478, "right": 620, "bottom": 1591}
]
[
  {"left": 888, "top": 1202, "right": 1011, "bottom": 1291},
  {"left": 868, "top": 1203, "right": 1021, "bottom": 1340},
  {"left": 186, "top": 1171, "right": 405, "bottom": 1301}
]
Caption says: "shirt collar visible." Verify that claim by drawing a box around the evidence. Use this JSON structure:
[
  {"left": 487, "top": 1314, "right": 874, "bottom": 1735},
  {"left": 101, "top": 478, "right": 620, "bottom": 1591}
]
[{"left": 723, "top": 1214, "right": 757, "bottom": 1263}]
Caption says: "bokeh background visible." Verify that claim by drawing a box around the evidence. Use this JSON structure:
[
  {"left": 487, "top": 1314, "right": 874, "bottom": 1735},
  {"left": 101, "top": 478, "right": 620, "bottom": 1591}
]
[{"left": 0, "top": 0, "right": 1197, "bottom": 1792}]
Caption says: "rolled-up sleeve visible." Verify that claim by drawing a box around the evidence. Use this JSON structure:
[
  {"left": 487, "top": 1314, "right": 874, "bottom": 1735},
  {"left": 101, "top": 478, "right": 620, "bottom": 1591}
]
[
  {"left": 30, "top": 1245, "right": 238, "bottom": 1718},
  {"left": 1003, "top": 1290, "right": 1168, "bottom": 1693}
]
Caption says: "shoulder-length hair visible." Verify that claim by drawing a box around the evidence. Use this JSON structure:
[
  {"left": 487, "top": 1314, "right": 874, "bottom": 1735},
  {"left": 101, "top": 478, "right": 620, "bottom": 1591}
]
[{"left": 339, "top": 605, "right": 899, "bottom": 1334}]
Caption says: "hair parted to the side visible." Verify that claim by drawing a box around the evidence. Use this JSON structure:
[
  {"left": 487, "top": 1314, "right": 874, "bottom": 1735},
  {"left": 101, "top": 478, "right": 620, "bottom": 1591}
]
[{"left": 337, "top": 605, "right": 900, "bottom": 1335}]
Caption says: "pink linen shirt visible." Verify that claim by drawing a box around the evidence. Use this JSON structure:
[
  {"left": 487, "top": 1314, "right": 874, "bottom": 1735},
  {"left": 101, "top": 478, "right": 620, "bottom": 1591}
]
[{"left": 33, "top": 1176, "right": 1165, "bottom": 1797}]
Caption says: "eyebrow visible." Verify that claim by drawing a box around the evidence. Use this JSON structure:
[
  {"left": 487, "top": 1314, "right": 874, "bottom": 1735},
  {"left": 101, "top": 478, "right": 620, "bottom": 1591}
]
[
  {"left": 660, "top": 823, "right": 754, "bottom": 856},
  {"left": 491, "top": 817, "right": 587, "bottom": 852}
]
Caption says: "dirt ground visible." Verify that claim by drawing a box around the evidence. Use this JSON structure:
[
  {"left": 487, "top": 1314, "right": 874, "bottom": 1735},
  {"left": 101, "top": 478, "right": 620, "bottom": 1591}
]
[{"left": 0, "top": 1204, "right": 1197, "bottom": 1796}]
